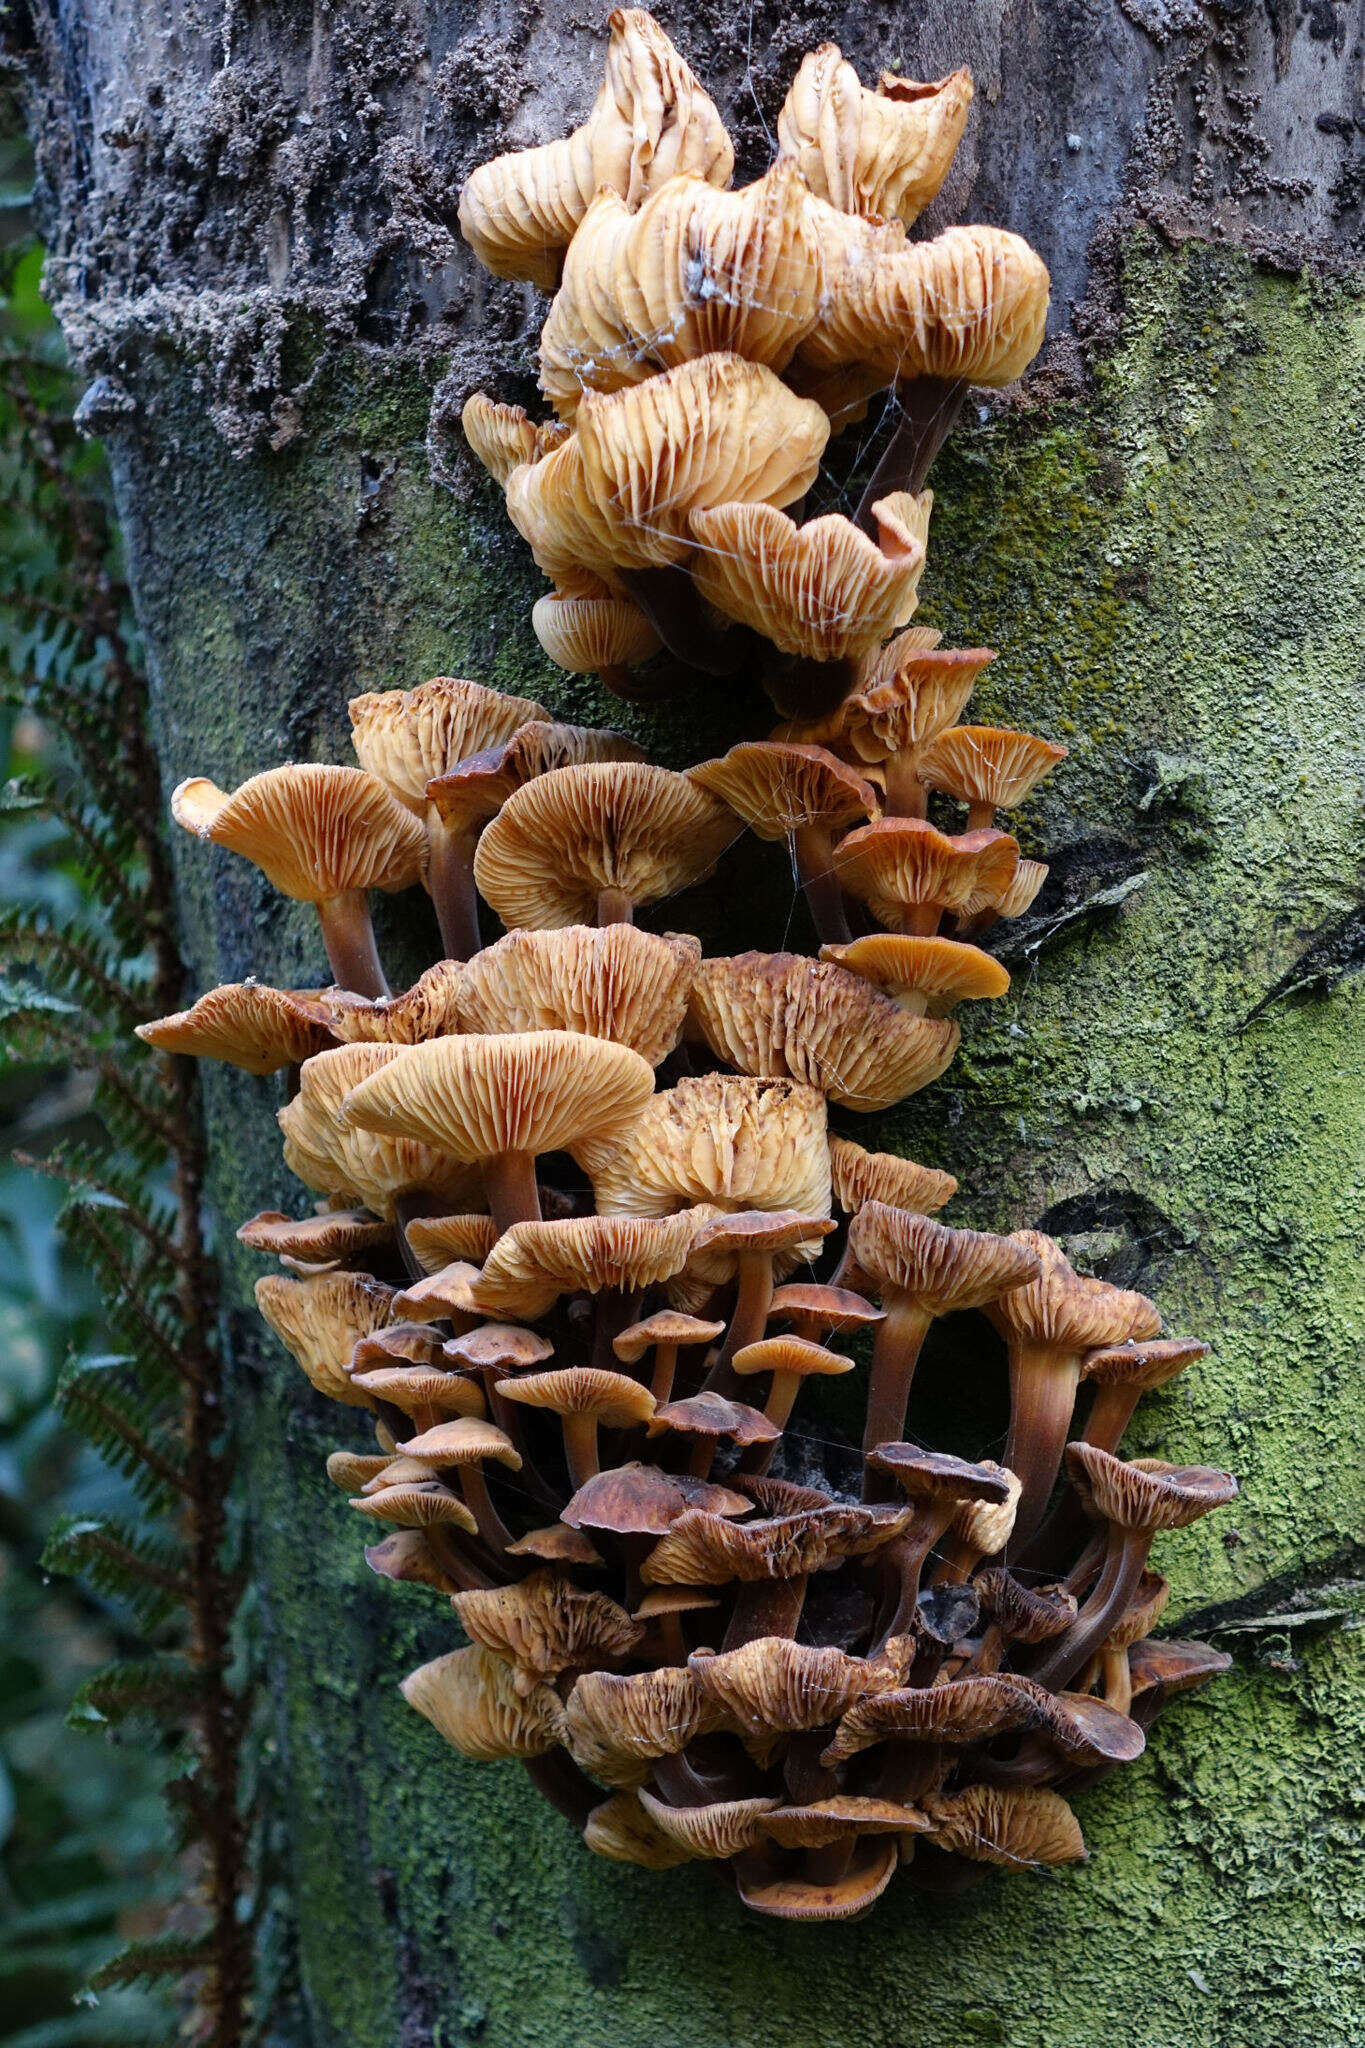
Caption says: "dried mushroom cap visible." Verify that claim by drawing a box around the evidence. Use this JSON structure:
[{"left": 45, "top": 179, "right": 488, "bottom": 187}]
[
  {"left": 237, "top": 1208, "right": 392, "bottom": 1264},
  {"left": 583, "top": 1791, "right": 694, "bottom": 1868},
  {"left": 398, "top": 1416, "right": 522, "bottom": 1470},
  {"left": 426, "top": 719, "right": 648, "bottom": 833},
  {"left": 688, "top": 1635, "right": 909, "bottom": 1735},
  {"left": 821, "top": 935, "right": 1010, "bottom": 1011},
  {"left": 788, "top": 640, "right": 994, "bottom": 764},
  {"left": 1064, "top": 1444, "right": 1239, "bottom": 1531},
  {"left": 562, "top": 1665, "right": 726, "bottom": 1784},
  {"left": 462, "top": 394, "right": 569, "bottom": 486},
  {"left": 540, "top": 161, "right": 823, "bottom": 418},
  {"left": 279, "top": 1044, "right": 484, "bottom": 1218},
  {"left": 730, "top": 1336, "right": 854, "bottom": 1385},
  {"left": 642, "top": 1502, "right": 909, "bottom": 1586},
  {"left": 1127, "top": 1638, "right": 1232, "bottom": 1698},
  {"left": 457, "top": 9, "right": 734, "bottom": 289},
  {"left": 363, "top": 1529, "right": 460, "bottom": 1595},
  {"left": 823, "top": 1673, "right": 1049, "bottom": 1766},
  {"left": 451, "top": 1568, "right": 643, "bottom": 1691},
  {"left": 506, "top": 1523, "right": 604, "bottom": 1566},
  {"left": 400, "top": 1644, "right": 563, "bottom": 1760},
  {"left": 576, "top": 1074, "right": 830, "bottom": 1222},
  {"left": 473, "top": 763, "right": 732, "bottom": 930},
  {"left": 1102, "top": 1570, "right": 1171, "bottom": 1651},
  {"left": 944, "top": 1462, "right": 1021, "bottom": 1557},
  {"left": 833, "top": 818, "right": 1020, "bottom": 925},
  {"left": 296, "top": 962, "right": 466, "bottom": 1045},
  {"left": 989, "top": 1232, "right": 1162, "bottom": 1352},
  {"left": 637, "top": 1788, "right": 778, "bottom": 1860},
  {"left": 688, "top": 950, "right": 959, "bottom": 1113},
  {"left": 735, "top": 1838, "right": 899, "bottom": 1922},
  {"left": 917, "top": 725, "right": 1068, "bottom": 812},
  {"left": 849, "top": 1204, "right": 1040, "bottom": 1316},
  {"left": 829, "top": 1135, "right": 956, "bottom": 1217},
  {"left": 403, "top": 1213, "right": 501, "bottom": 1274},
  {"left": 338, "top": 1030, "right": 655, "bottom": 1164},
  {"left": 1082, "top": 1336, "right": 1210, "bottom": 1389},
  {"left": 442, "top": 1323, "right": 555, "bottom": 1372},
  {"left": 777, "top": 45, "right": 972, "bottom": 224},
  {"left": 974, "top": 1568, "right": 1078, "bottom": 1643},
  {"left": 531, "top": 591, "right": 660, "bottom": 674},
  {"left": 991, "top": 857, "right": 1048, "bottom": 919},
  {"left": 563, "top": 1461, "right": 748, "bottom": 1537},
  {"left": 470, "top": 1211, "right": 706, "bottom": 1320},
  {"left": 348, "top": 677, "right": 547, "bottom": 812},
  {"left": 137, "top": 983, "right": 332, "bottom": 1074},
  {"left": 689, "top": 739, "right": 879, "bottom": 842},
  {"left": 761, "top": 1795, "right": 931, "bottom": 1850},
  {"left": 923, "top": 1785, "right": 1086, "bottom": 1867},
  {"left": 500, "top": 1366, "right": 656, "bottom": 1428},
  {"left": 689, "top": 494, "right": 929, "bottom": 664},
  {"left": 348, "top": 1480, "right": 478, "bottom": 1532},
  {"left": 171, "top": 765, "right": 426, "bottom": 902},
  {"left": 456, "top": 926, "right": 699, "bottom": 1066},
  {"left": 865, "top": 1444, "right": 1013, "bottom": 1508},
  {"left": 613, "top": 1309, "right": 725, "bottom": 1364},
  {"left": 647, "top": 1392, "right": 779, "bottom": 1447},
  {"left": 254, "top": 1271, "right": 394, "bottom": 1406}
]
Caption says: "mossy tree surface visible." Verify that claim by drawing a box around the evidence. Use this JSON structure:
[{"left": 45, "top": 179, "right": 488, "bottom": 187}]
[{"left": 19, "top": 0, "right": 1365, "bottom": 2038}]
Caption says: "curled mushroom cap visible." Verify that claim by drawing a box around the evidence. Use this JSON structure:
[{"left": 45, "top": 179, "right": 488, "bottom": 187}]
[
  {"left": 647, "top": 1391, "right": 779, "bottom": 1449},
  {"left": 829, "top": 1135, "right": 957, "bottom": 1217},
  {"left": 642, "top": 1503, "right": 909, "bottom": 1586},
  {"left": 689, "top": 493, "right": 929, "bottom": 664},
  {"left": 735, "top": 1838, "right": 900, "bottom": 1923},
  {"left": 822, "top": 1672, "right": 1049, "bottom": 1765},
  {"left": 473, "top": 763, "right": 733, "bottom": 931},
  {"left": 400, "top": 1645, "right": 564, "bottom": 1760},
  {"left": 943, "top": 1462, "right": 1022, "bottom": 1561},
  {"left": 456, "top": 925, "right": 699, "bottom": 1065},
  {"left": 561, "top": 1665, "right": 726, "bottom": 1784},
  {"left": 786, "top": 636, "right": 994, "bottom": 767},
  {"left": 171, "top": 765, "right": 426, "bottom": 903},
  {"left": 237, "top": 1207, "right": 393, "bottom": 1266},
  {"left": 975, "top": 1568, "right": 1078, "bottom": 1644},
  {"left": 688, "top": 1635, "right": 910, "bottom": 1736},
  {"left": 501, "top": 1366, "right": 656, "bottom": 1429},
  {"left": 583, "top": 1791, "right": 694, "bottom": 1868},
  {"left": 833, "top": 817, "right": 1020, "bottom": 928},
  {"left": 820, "top": 934, "right": 1010, "bottom": 1014},
  {"left": 469, "top": 1211, "right": 706, "bottom": 1320},
  {"left": 403, "top": 1213, "right": 501, "bottom": 1274},
  {"left": 279, "top": 1044, "right": 485, "bottom": 1219},
  {"left": 539, "top": 161, "right": 824, "bottom": 418},
  {"left": 576, "top": 1074, "right": 830, "bottom": 1222},
  {"left": 348, "top": 677, "right": 548, "bottom": 813},
  {"left": 990, "top": 857, "right": 1049, "bottom": 920},
  {"left": 865, "top": 1443, "right": 1012, "bottom": 1512},
  {"left": 637, "top": 1789, "right": 779, "bottom": 1860},
  {"left": 688, "top": 950, "right": 959, "bottom": 1113},
  {"left": 761, "top": 1795, "right": 931, "bottom": 1850},
  {"left": 338, "top": 1030, "right": 655, "bottom": 1164},
  {"left": 850, "top": 1204, "right": 1040, "bottom": 1317},
  {"left": 462, "top": 394, "right": 569, "bottom": 487},
  {"left": 1064, "top": 1444, "right": 1239, "bottom": 1532},
  {"left": 531, "top": 592, "right": 660, "bottom": 675},
  {"left": 451, "top": 1568, "right": 643, "bottom": 1692},
  {"left": 136, "top": 983, "right": 332, "bottom": 1075},
  {"left": 688, "top": 740, "right": 879, "bottom": 842},
  {"left": 777, "top": 45, "right": 972, "bottom": 224},
  {"left": 1082, "top": 1335, "right": 1210, "bottom": 1391},
  {"left": 293, "top": 963, "right": 467, "bottom": 1046},
  {"left": 254, "top": 1271, "right": 394, "bottom": 1405},
  {"left": 916, "top": 725, "right": 1068, "bottom": 814},
  {"left": 426, "top": 718, "right": 650, "bottom": 838},
  {"left": 923, "top": 1784, "right": 1086, "bottom": 1867},
  {"left": 1127, "top": 1638, "right": 1233, "bottom": 1699},
  {"left": 457, "top": 8, "right": 734, "bottom": 289},
  {"left": 989, "top": 1232, "right": 1162, "bottom": 1353}
]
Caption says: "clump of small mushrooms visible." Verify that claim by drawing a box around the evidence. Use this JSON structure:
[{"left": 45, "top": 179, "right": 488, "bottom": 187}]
[{"left": 143, "top": 12, "right": 1236, "bottom": 1923}]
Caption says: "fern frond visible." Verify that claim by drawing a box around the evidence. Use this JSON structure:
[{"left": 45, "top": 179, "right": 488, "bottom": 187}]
[
  {"left": 0, "top": 908, "right": 148, "bottom": 1022},
  {"left": 68, "top": 1656, "right": 204, "bottom": 1731},
  {"left": 56, "top": 1356, "right": 191, "bottom": 1504},
  {"left": 42, "top": 1516, "right": 194, "bottom": 1626},
  {"left": 89, "top": 1933, "right": 214, "bottom": 1990}
]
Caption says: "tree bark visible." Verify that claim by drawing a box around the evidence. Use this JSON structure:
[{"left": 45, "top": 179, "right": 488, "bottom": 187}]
[{"left": 17, "top": 3, "right": 1365, "bottom": 2044}]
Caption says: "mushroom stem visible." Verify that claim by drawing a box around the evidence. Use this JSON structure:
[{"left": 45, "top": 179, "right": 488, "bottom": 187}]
[
  {"left": 316, "top": 890, "right": 389, "bottom": 1000},
  {"left": 881, "top": 755, "right": 929, "bottom": 821},
  {"left": 1101, "top": 1645, "right": 1134, "bottom": 1717},
  {"left": 649, "top": 1341, "right": 681, "bottom": 1405},
  {"left": 784, "top": 1731, "right": 839, "bottom": 1805},
  {"left": 706, "top": 1253, "right": 776, "bottom": 1391},
  {"left": 1003, "top": 1341, "right": 1084, "bottom": 1557},
  {"left": 1081, "top": 1381, "right": 1145, "bottom": 1455},
  {"left": 803, "top": 1838, "right": 857, "bottom": 1889},
  {"left": 455, "top": 1463, "right": 514, "bottom": 1556},
  {"left": 722, "top": 1573, "right": 808, "bottom": 1650},
  {"left": 871, "top": 1517, "right": 943, "bottom": 1649},
  {"left": 424, "top": 806, "right": 481, "bottom": 960},
  {"left": 422, "top": 1523, "right": 497, "bottom": 1591},
  {"left": 966, "top": 799, "right": 997, "bottom": 831},
  {"left": 861, "top": 1297, "right": 934, "bottom": 1490},
  {"left": 736, "top": 1369, "right": 800, "bottom": 1477},
  {"left": 853, "top": 376, "right": 968, "bottom": 534},
  {"left": 894, "top": 901, "right": 941, "bottom": 938},
  {"left": 597, "top": 886, "right": 634, "bottom": 926},
  {"left": 561, "top": 1411, "right": 601, "bottom": 1491},
  {"left": 651, "top": 1746, "right": 737, "bottom": 1809},
  {"left": 1029, "top": 1528, "right": 1150, "bottom": 1693},
  {"left": 523, "top": 1749, "right": 599, "bottom": 1827},
  {"left": 483, "top": 1151, "right": 542, "bottom": 1234},
  {"left": 792, "top": 823, "right": 852, "bottom": 946},
  {"left": 619, "top": 564, "right": 756, "bottom": 677},
  {"left": 688, "top": 1436, "right": 717, "bottom": 1482}
]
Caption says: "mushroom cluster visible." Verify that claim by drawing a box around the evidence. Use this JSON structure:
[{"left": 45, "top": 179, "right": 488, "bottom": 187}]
[{"left": 140, "top": 13, "right": 1237, "bottom": 1923}]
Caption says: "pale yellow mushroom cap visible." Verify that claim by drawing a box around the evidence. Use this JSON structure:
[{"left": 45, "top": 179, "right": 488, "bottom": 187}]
[
  {"left": 777, "top": 46, "right": 972, "bottom": 225},
  {"left": 531, "top": 591, "right": 661, "bottom": 675},
  {"left": 400, "top": 1645, "right": 564, "bottom": 1759},
  {"left": 279, "top": 1043, "right": 486, "bottom": 1219},
  {"left": 455, "top": 925, "right": 699, "bottom": 1066},
  {"left": 136, "top": 982, "right": 332, "bottom": 1075},
  {"left": 462, "top": 394, "right": 569, "bottom": 487},
  {"left": 171, "top": 764, "right": 426, "bottom": 901},
  {"left": 348, "top": 677, "right": 547, "bottom": 811},
  {"left": 574, "top": 1073, "right": 830, "bottom": 1223},
  {"left": 254, "top": 1270, "right": 394, "bottom": 1406}
]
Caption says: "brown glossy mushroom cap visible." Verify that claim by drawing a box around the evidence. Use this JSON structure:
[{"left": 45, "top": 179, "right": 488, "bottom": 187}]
[
  {"left": 442, "top": 1324, "right": 555, "bottom": 1373},
  {"left": 1039, "top": 1692, "right": 1146, "bottom": 1767},
  {"left": 348, "top": 677, "right": 548, "bottom": 812},
  {"left": 561, "top": 1665, "right": 726, "bottom": 1784},
  {"left": 637, "top": 1789, "right": 778, "bottom": 1860},
  {"left": 352, "top": 1322, "right": 453, "bottom": 1370},
  {"left": 462, "top": 395, "right": 569, "bottom": 487},
  {"left": 398, "top": 1416, "right": 522, "bottom": 1471},
  {"left": 864, "top": 1444, "right": 1013, "bottom": 1510},
  {"left": 849, "top": 1204, "right": 1040, "bottom": 1315},
  {"left": 777, "top": 47, "right": 972, "bottom": 224},
  {"left": 403, "top": 1214, "right": 501, "bottom": 1275},
  {"left": 348, "top": 1367, "right": 487, "bottom": 1420},
  {"left": 1127, "top": 1638, "right": 1233, "bottom": 1698},
  {"left": 137, "top": 983, "right": 332, "bottom": 1074},
  {"left": 470, "top": 1211, "right": 706, "bottom": 1321},
  {"left": 451, "top": 1568, "right": 642, "bottom": 1691},
  {"left": 768, "top": 1283, "right": 884, "bottom": 1336},
  {"left": 736, "top": 1839, "right": 900, "bottom": 1922},
  {"left": 472, "top": 762, "right": 733, "bottom": 930},
  {"left": 576, "top": 1074, "right": 830, "bottom": 1221},
  {"left": 456, "top": 925, "right": 699, "bottom": 1066},
  {"left": 583, "top": 1792, "right": 694, "bottom": 1868},
  {"left": 634, "top": 1587, "right": 720, "bottom": 1621},
  {"left": 400, "top": 1645, "right": 563, "bottom": 1759},
  {"left": 923, "top": 1784, "right": 1086, "bottom": 1867},
  {"left": 1064, "top": 1444, "right": 1239, "bottom": 1532},
  {"left": 564, "top": 1461, "right": 749, "bottom": 1538},
  {"left": 171, "top": 765, "right": 426, "bottom": 902},
  {"left": 833, "top": 817, "right": 1020, "bottom": 924},
  {"left": 613, "top": 1310, "right": 726, "bottom": 1365},
  {"left": 647, "top": 1392, "right": 780, "bottom": 1448},
  {"left": 820, "top": 935, "right": 1010, "bottom": 1011},
  {"left": 1082, "top": 1336, "right": 1210, "bottom": 1390},
  {"left": 736, "top": 1474, "right": 833, "bottom": 1516},
  {"left": 761, "top": 1796, "right": 932, "bottom": 1850},
  {"left": 988, "top": 1231, "right": 1162, "bottom": 1352},
  {"left": 363, "top": 1529, "right": 461, "bottom": 1595},
  {"left": 974, "top": 1568, "right": 1078, "bottom": 1644},
  {"left": 237, "top": 1208, "right": 392, "bottom": 1265},
  {"left": 689, "top": 1635, "right": 911, "bottom": 1736},
  {"left": 293, "top": 962, "right": 466, "bottom": 1046},
  {"left": 730, "top": 1335, "right": 855, "bottom": 1387},
  {"left": 822, "top": 1672, "right": 1049, "bottom": 1765},
  {"left": 280, "top": 1043, "right": 485, "bottom": 1219},
  {"left": 829, "top": 1136, "right": 956, "bottom": 1217},
  {"left": 254, "top": 1271, "right": 394, "bottom": 1406},
  {"left": 917, "top": 725, "right": 1068, "bottom": 812},
  {"left": 500, "top": 1366, "right": 656, "bottom": 1430},
  {"left": 426, "top": 720, "right": 648, "bottom": 835},
  {"left": 338, "top": 1030, "right": 655, "bottom": 1164},
  {"left": 531, "top": 591, "right": 660, "bottom": 674},
  {"left": 688, "top": 950, "right": 959, "bottom": 1113},
  {"left": 506, "top": 1523, "right": 604, "bottom": 1566},
  {"left": 642, "top": 1503, "right": 910, "bottom": 1585},
  {"left": 688, "top": 741, "right": 880, "bottom": 841}
]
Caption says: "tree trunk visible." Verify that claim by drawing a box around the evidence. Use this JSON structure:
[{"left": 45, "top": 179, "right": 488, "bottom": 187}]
[{"left": 19, "top": 3, "right": 1365, "bottom": 2043}]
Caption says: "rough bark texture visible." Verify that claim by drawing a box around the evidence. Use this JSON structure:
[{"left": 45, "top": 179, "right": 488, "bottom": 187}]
[{"left": 18, "top": 1, "right": 1365, "bottom": 2043}]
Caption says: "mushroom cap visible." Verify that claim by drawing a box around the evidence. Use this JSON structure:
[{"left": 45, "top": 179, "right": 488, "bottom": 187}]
[
  {"left": 636, "top": 1788, "right": 778, "bottom": 1860},
  {"left": 688, "top": 949, "right": 959, "bottom": 1113},
  {"left": 338, "top": 1029, "right": 655, "bottom": 1164},
  {"left": 137, "top": 982, "right": 332, "bottom": 1074},
  {"left": 943, "top": 1461, "right": 1021, "bottom": 1559},
  {"left": 426, "top": 719, "right": 648, "bottom": 834},
  {"left": 531, "top": 591, "right": 660, "bottom": 674},
  {"left": 768, "top": 1282, "right": 884, "bottom": 1335},
  {"left": 442, "top": 1323, "right": 555, "bottom": 1373},
  {"left": 451, "top": 1567, "right": 642, "bottom": 1692},
  {"left": 923, "top": 1785, "right": 1085, "bottom": 1867},
  {"left": 455, "top": 925, "right": 699, "bottom": 1065},
  {"left": 403, "top": 1213, "right": 501, "bottom": 1275},
  {"left": 348, "top": 1367, "right": 487, "bottom": 1419},
  {"left": 1127, "top": 1638, "right": 1233, "bottom": 1699},
  {"left": 575, "top": 1074, "right": 831, "bottom": 1222},
  {"left": 469, "top": 1211, "right": 707, "bottom": 1321},
  {"left": 583, "top": 1791, "right": 695, "bottom": 1868},
  {"left": 776, "top": 47, "right": 972, "bottom": 224},
  {"left": 820, "top": 934, "right": 1010, "bottom": 1011},
  {"left": 292, "top": 962, "right": 466, "bottom": 1046},
  {"left": 736, "top": 1839, "right": 900, "bottom": 1921},
  {"left": 363, "top": 1529, "right": 461, "bottom": 1595},
  {"left": 500, "top": 1366, "right": 656, "bottom": 1429},
  {"left": 348, "top": 1480, "right": 478, "bottom": 1533},
  {"left": 457, "top": 8, "right": 734, "bottom": 288},
  {"left": 1102, "top": 1570, "right": 1171, "bottom": 1651},
  {"left": 613, "top": 1310, "right": 726, "bottom": 1364},
  {"left": 760, "top": 1796, "right": 932, "bottom": 1850},
  {"left": 563, "top": 1460, "right": 749, "bottom": 1537},
  {"left": 280, "top": 1043, "right": 485, "bottom": 1219},
  {"left": 864, "top": 1444, "right": 1013, "bottom": 1509},
  {"left": 351, "top": 1323, "right": 450, "bottom": 1368},
  {"left": 254, "top": 1271, "right": 394, "bottom": 1406},
  {"left": 688, "top": 1635, "right": 912, "bottom": 1735},
  {"left": 688, "top": 740, "right": 879, "bottom": 841},
  {"left": 647, "top": 1391, "right": 779, "bottom": 1446},
  {"left": 991, "top": 857, "right": 1049, "bottom": 919},
  {"left": 1037, "top": 1692, "right": 1146, "bottom": 1767},
  {"left": 821, "top": 1672, "right": 1049, "bottom": 1765},
  {"left": 642, "top": 1502, "right": 910, "bottom": 1585},
  {"left": 849, "top": 1203, "right": 1040, "bottom": 1315},
  {"left": 633, "top": 1587, "right": 720, "bottom": 1620},
  {"left": 689, "top": 494, "right": 929, "bottom": 663},
  {"left": 398, "top": 1417, "right": 522, "bottom": 1470},
  {"left": 1064, "top": 1444, "right": 1239, "bottom": 1532},
  {"left": 348, "top": 677, "right": 548, "bottom": 811},
  {"left": 1081, "top": 1335, "right": 1210, "bottom": 1390},
  {"left": 539, "top": 160, "right": 823, "bottom": 417},
  {"left": 561, "top": 1665, "right": 727, "bottom": 1784},
  {"left": 473, "top": 762, "right": 733, "bottom": 930},
  {"left": 829, "top": 1136, "right": 956, "bottom": 1217},
  {"left": 462, "top": 394, "right": 569, "bottom": 486},
  {"left": 785, "top": 638, "right": 993, "bottom": 764},
  {"left": 325, "top": 1449, "right": 393, "bottom": 1493},
  {"left": 237, "top": 1207, "right": 392, "bottom": 1264},
  {"left": 737, "top": 1474, "right": 833, "bottom": 1516},
  {"left": 974, "top": 1568, "right": 1078, "bottom": 1644},
  {"left": 730, "top": 1335, "right": 855, "bottom": 1384},
  {"left": 400, "top": 1644, "right": 563, "bottom": 1759},
  {"left": 917, "top": 725, "right": 1068, "bottom": 812},
  {"left": 390, "top": 1261, "right": 484, "bottom": 1325},
  {"left": 506, "top": 1523, "right": 604, "bottom": 1566},
  {"left": 833, "top": 816, "right": 1020, "bottom": 923},
  {"left": 171, "top": 764, "right": 426, "bottom": 902},
  {"left": 988, "top": 1231, "right": 1162, "bottom": 1352}
]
